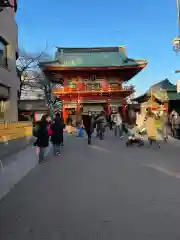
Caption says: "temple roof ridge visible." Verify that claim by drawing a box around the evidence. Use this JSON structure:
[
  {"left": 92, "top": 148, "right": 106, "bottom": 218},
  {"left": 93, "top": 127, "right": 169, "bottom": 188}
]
[{"left": 56, "top": 46, "right": 122, "bottom": 53}]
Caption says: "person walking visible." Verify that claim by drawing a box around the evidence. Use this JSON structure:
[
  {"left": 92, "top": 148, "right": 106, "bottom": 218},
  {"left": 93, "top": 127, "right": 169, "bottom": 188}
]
[
  {"left": 94, "top": 111, "right": 107, "bottom": 140},
  {"left": 94, "top": 114, "right": 100, "bottom": 137},
  {"left": 107, "top": 114, "right": 113, "bottom": 130},
  {"left": 161, "top": 111, "right": 169, "bottom": 142},
  {"left": 51, "top": 113, "right": 65, "bottom": 156},
  {"left": 145, "top": 109, "right": 160, "bottom": 148},
  {"left": 171, "top": 112, "right": 180, "bottom": 139},
  {"left": 114, "top": 111, "right": 123, "bottom": 138},
  {"left": 60, "top": 111, "right": 65, "bottom": 146},
  {"left": 35, "top": 114, "right": 50, "bottom": 163},
  {"left": 83, "top": 111, "right": 94, "bottom": 144},
  {"left": 170, "top": 109, "right": 178, "bottom": 137}
]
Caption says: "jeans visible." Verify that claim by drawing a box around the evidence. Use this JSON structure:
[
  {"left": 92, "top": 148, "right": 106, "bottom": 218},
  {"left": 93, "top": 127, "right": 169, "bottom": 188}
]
[
  {"left": 115, "top": 125, "right": 122, "bottom": 137},
  {"left": 39, "top": 147, "right": 46, "bottom": 162},
  {"left": 53, "top": 144, "right": 60, "bottom": 155},
  {"left": 87, "top": 131, "right": 92, "bottom": 144},
  {"left": 99, "top": 127, "right": 105, "bottom": 140},
  {"left": 96, "top": 126, "right": 100, "bottom": 137},
  {"left": 162, "top": 125, "right": 168, "bottom": 139}
]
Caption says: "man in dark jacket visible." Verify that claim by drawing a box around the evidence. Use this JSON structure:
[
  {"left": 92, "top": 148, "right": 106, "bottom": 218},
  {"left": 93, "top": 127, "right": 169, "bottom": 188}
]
[
  {"left": 51, "top": 113, "right": 65, "bottom": 156},
  {"left": 94, "top": 111, "right": 107, "bottom": 140},
  {"left": 83, "top": 111, "right": 94, "bottom": 144}
]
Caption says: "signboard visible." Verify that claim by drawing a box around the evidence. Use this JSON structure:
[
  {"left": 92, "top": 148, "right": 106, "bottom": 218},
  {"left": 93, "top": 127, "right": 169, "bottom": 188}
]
[
  {"left": 177, "top": 80, "right": 180, "bottom": 92},
  {"left": 35, "top": 113, "right": 44, "bottom": 122}
]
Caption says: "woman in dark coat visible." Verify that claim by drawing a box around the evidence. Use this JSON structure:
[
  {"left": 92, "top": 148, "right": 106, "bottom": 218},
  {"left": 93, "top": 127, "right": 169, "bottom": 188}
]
[
  {"left": 83, "top": 111, "right": 94, "bottom": 144},
  {"left": 51, "top": 113, "right": 65, "bottom": 156},
  {"left": 36, "top": 114, "right": 50, "bottom": 163}
]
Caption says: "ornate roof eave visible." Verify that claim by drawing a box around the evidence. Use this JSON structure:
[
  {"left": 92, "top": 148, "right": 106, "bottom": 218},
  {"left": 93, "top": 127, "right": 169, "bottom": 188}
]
[
  {"left": 39, "top": 60, "right": 59, "bottom": 67},
  {"left": 56, "top": 46, "right": 122, "bottom": 53},
  {"left": 132, "top": 92, "right": 150, "bottom": 103},
  {"left": 41, "top": 62, "right": 147, "bottom": 72}
]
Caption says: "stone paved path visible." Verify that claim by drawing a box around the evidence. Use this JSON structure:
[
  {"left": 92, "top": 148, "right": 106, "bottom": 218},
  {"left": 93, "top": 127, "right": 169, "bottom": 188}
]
[{"left": 1, "top": 132, "right": 180, "bottom": 240}]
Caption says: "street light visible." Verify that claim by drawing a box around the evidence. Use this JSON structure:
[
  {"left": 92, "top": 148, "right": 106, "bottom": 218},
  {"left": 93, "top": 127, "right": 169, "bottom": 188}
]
[{"left": 172, "top": 0, "right": 180, "bottom": 54}]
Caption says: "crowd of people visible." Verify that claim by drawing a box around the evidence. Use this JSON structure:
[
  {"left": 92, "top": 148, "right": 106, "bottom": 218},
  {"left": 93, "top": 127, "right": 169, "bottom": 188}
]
[
  {"left": 33, "top": 108, "right": 180, "bottom": 164},
  {"left": 34, "top": 113, "right": 65, "bottom": 163}
]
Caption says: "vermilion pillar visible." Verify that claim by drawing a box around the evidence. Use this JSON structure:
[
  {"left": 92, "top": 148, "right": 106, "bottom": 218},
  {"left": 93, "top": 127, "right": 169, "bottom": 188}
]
[
  {"left": 106, "top": 100, "right": 111, "bottom": 115},
  {"left": 34, "top": 112, "right": 36, "bottom": 122},
  {"left": 62, "top": 102, "right": 67, "bottom": 123},
  {"left": 77, "top": 99, "right": 81, "bottom": 112},
  {"left": 121, "top": 104, "right": 126, "bottom": 121}
]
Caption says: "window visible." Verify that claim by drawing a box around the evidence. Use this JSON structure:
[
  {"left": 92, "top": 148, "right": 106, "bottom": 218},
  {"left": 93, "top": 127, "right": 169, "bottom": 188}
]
[
  {"left": 68, "top": 83, "right": 76, "bottom": 88},
  {"left": 110, "top": 83, "right": 120, "bottom": 88},
  {"left": 0, "top": 38, "right": 8, "bottom": 68},
  {"left": 86, "top": 83, "right": 101, "bottom": 91},
  {"left": 89, "top": 75, "right": 96, "bottom": 81}
]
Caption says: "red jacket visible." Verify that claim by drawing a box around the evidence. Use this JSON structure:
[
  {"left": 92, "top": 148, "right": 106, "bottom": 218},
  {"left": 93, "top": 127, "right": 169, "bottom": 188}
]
[{"left": 48, "top": 125, "right": 52, "bottom": 136}]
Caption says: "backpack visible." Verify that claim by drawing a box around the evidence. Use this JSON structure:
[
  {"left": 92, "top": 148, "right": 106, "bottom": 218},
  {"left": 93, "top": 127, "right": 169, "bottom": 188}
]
[{"left": 33, "top": 125, "right": 39, "bottom": 137}]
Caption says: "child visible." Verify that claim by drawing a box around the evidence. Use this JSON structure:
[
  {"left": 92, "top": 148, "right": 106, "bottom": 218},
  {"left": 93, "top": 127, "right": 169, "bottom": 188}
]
[{"left": 76, "top": 120, "right": 84, "bottom": 137}]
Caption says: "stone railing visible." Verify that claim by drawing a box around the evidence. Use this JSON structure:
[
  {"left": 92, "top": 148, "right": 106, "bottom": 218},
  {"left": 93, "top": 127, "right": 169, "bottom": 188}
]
[
  {"left": 53, "top": 85, "right": 134, "bottom": 94},
  {"left": 123, "top": 85, "right": 134, "bottom": 91},
  {"left": 0, "top": 122, "right": 32, "bottom": 142}
]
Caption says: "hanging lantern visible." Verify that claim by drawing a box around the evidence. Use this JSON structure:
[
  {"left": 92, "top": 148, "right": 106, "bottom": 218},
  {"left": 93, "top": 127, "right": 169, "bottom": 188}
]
[
  {"left": 164, "top": 103, "right": 168, "bottom": 112},
  {"left": 151, "top": 106, "right": 157, "bottom": 111}
]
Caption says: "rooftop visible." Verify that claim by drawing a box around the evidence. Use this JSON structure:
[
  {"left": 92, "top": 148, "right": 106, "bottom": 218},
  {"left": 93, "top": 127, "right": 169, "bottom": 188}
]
[
  {"left": 40, "top": 46, "right": 147, "bottom": 69},
  {"left": 133, "top": 79, "right": 180, "bottom": 102}
]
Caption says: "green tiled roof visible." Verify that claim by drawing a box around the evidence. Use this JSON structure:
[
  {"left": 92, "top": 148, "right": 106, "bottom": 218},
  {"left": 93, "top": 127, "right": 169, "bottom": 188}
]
[
  {"left": 133, "top": 79, "right": 180, "bottom": 102},
  {"left": 151, "top": 79, "right": 176, "bottom": 92},
  {"left": 60, "top": 53, "right": 139, "bottom": 67},
  {"left": 154, "top": 91, "right": 180, "bottom": 101},
  {"left": 42, "top": 47, "right": 146, "bottom": 68}
]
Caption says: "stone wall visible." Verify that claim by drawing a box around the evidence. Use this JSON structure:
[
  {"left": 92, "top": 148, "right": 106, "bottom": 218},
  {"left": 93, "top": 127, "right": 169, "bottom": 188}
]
[{"left": 0, "top": 136, "right": 35, "bottom": 166}]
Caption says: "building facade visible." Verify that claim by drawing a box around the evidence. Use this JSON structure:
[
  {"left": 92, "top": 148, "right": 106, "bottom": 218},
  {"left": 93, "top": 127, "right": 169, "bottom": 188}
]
[
  {"left": 132, "top": 79, "right": 180, "bottom": 114},
  {"left": 0, "top": 0, "right": 19, "bottom": 121},
  {"left": 40, "top": 47, "right": 147, "bottom": 121}
]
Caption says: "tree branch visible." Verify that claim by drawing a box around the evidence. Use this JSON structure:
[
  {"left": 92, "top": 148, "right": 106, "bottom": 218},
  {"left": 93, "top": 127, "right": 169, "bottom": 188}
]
[{"left": 17, "top": 49, "right": 52, "bottom": 100}]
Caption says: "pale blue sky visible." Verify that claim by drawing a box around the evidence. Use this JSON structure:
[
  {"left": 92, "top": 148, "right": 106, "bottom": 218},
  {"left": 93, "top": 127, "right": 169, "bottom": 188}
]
[{"left": 16, "top": 0, "right": 179, "bottom": 95}]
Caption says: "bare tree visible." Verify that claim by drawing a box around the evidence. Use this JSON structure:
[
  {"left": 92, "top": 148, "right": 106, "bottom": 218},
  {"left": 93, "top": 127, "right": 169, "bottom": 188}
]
[
  {"left": 16, "top": 49, "right": 52, "bottom": 99},
  {"left": 17, "top": 49, "right": 62, "bottom": 118}
]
